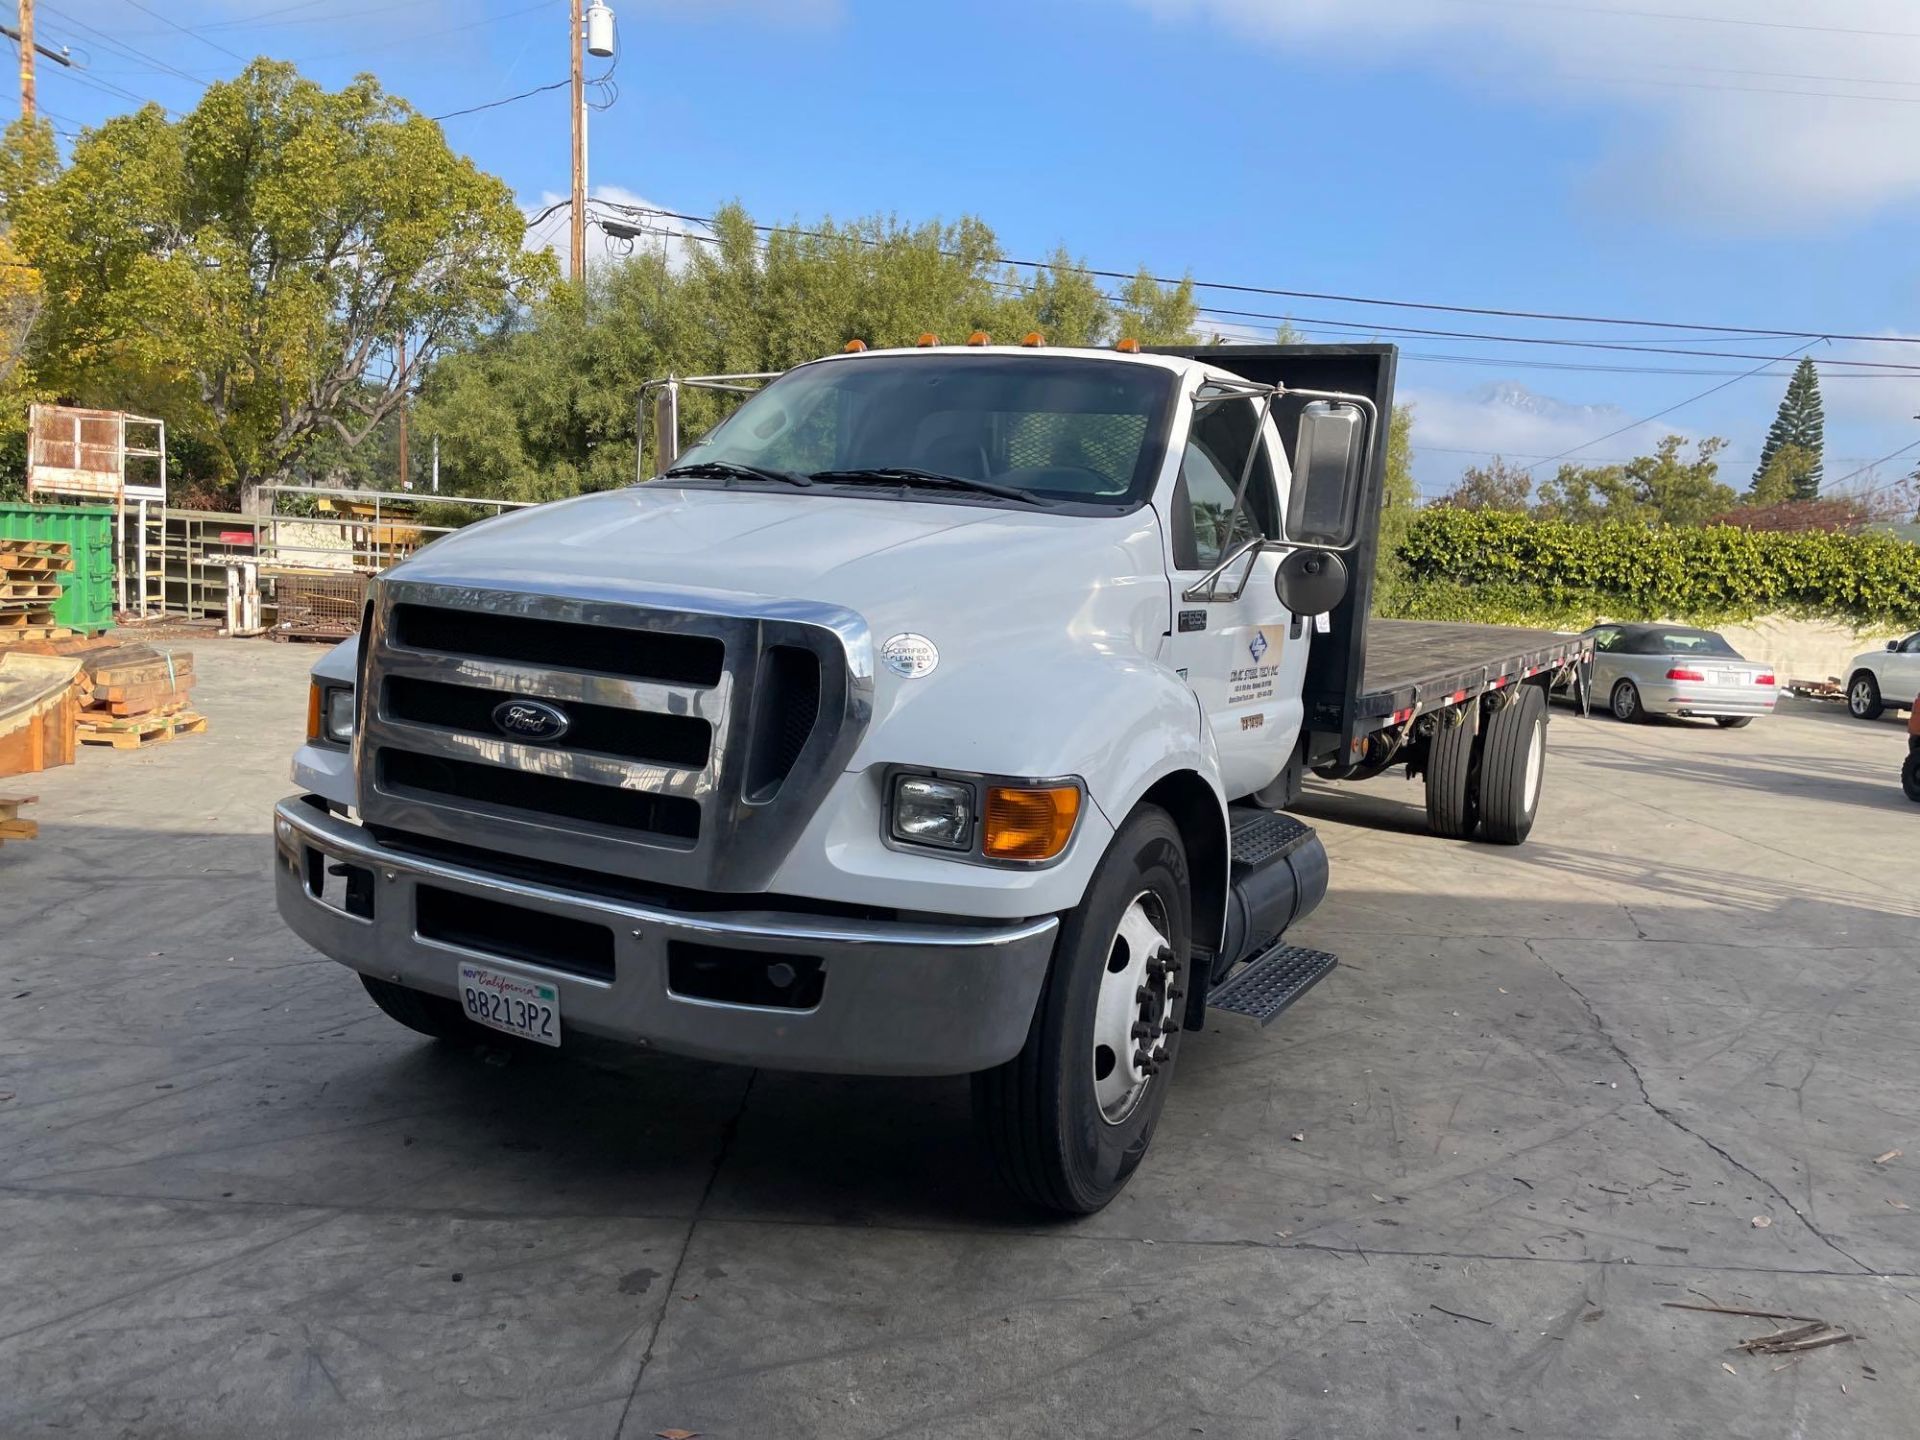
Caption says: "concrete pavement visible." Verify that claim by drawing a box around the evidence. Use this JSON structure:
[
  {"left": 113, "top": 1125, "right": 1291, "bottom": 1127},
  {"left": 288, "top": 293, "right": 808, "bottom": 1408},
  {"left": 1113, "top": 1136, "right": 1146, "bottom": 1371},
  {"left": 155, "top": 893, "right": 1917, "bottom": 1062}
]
[{"left": 2, "top": 638, "right": 1915, "bottom": 1438}]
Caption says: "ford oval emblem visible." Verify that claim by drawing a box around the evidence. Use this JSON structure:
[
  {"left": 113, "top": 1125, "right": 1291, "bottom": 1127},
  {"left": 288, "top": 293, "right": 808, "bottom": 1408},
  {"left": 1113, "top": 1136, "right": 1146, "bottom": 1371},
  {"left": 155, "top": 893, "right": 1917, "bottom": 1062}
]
[{"left": 492, "top": 699, "right": 571, "bottom": 744}]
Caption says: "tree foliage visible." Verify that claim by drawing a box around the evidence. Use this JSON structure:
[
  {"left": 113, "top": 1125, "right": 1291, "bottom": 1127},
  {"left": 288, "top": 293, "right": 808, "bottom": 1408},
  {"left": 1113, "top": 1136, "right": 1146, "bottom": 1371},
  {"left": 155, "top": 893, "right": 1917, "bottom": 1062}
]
[
  {"left": 1753, "top": 357, "right": 1824, "bottom": 500},
  {"left": 416, "top": 206, "right": 1197, "bottom": 499},
  {"left": 5, "top": 63, "right": 551, "bottom": 501},
  {"left": 1435, "top": 454, "right": 1531, "bottom": 511},
  {"left": 1532, "top": 435, "right": 1733, "bottom": 528}
]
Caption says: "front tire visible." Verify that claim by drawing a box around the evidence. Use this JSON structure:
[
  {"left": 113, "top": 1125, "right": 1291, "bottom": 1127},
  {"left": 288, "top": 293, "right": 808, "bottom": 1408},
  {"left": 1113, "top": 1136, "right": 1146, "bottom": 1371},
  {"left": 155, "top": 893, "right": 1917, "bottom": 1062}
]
[
  {"left": 973, "top": 805, "right": 1191, "bottom": 1215},
  {"left": 1610, "top": 679, "right": 1645, "bottom": 723},
  {"left": 1848, "top": 672, "right": 1884, "bottom": 720},
  {"left": 360, "top": 974, "right": 473, "bottom": 1041},
  {"left": 1715, "top": 716, "right": 1754, "bottom": 730},
  {"left": 1903, "top": 749, "right": 1920, "bottom": 804}
]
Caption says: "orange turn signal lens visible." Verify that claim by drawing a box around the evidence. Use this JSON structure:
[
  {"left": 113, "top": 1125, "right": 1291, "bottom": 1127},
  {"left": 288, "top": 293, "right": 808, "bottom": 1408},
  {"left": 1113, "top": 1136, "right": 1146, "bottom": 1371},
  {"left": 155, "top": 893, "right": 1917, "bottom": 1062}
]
[
  {"left": 966, "top": 330, "right": 991, "bottom": 346},
  {"left": 843, "top": 338, "right": 867, "bottom": 352},
  {"left": 916, "top": 332, "right": 940, "bottom": 346},
  {"left": 1115, "top": 337, "right": 1141, "bottom": 353},
  {"left": 982, "top": 784, "right": 1081, "bottom": 862},
  {"left": 306, "top": 682, "right": 322, "bottom": 742}
]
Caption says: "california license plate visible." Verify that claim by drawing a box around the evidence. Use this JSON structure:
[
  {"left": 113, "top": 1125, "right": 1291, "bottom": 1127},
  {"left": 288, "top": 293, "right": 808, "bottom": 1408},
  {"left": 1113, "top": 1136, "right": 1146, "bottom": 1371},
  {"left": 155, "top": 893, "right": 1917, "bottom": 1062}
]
[{"left": 458, "top": 962, "right": 560, "bottom": 1047}]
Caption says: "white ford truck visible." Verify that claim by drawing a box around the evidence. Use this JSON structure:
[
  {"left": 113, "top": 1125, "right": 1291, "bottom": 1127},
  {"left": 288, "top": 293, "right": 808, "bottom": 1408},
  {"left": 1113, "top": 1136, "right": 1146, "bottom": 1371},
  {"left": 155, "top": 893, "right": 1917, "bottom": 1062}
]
[{"left": 275, "top": 342, "right": 1590, "bottom": 1213}]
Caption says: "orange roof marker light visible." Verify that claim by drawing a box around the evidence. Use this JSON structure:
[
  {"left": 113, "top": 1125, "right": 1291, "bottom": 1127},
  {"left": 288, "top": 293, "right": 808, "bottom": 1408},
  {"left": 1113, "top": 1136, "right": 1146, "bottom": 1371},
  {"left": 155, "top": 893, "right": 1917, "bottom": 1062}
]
[
  {"left": 966, "top": 330, "right": 991, "bottom": 347},
  {"left": 916, "top": 332, "right": 940, "bottom": 347},
  {"left": 843, "top": 338, "right": 868, "bottom": 352},
  {"left": 1115, "top": 337, "right": 1141, "bottom": 353},
  {"left": 1020, "top": 331, "right": 1045, "bottom": 347}
]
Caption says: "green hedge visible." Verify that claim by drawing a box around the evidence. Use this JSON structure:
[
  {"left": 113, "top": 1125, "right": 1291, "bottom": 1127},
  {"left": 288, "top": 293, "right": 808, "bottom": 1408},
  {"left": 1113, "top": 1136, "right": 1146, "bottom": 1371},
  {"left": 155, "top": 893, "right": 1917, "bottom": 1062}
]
[{"left": 1381, "top": 509, "right": 1920, "bottom": 630}]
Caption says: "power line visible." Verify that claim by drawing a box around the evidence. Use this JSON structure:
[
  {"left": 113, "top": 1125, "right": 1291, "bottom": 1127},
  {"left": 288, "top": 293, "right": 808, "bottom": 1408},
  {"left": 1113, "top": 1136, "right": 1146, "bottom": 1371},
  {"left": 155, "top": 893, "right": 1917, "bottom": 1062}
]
[
  {"left": 1439, "top": 0, "right": 1920, "bottom": 41},
  {"left": 119, "top": 0, "right": 247, "bottom": 63},
  {"left": 39, "top": 4, "right": 209, "bottom": 90},
  {"left": 621, "top": 202, "right": 1920, "bottom": 346},
  {"left": 433, "top": 78, "right": 568, "bottom": 121},
  {"left": 1520, "top": 341, "right": 1824, "bottom": 474}
]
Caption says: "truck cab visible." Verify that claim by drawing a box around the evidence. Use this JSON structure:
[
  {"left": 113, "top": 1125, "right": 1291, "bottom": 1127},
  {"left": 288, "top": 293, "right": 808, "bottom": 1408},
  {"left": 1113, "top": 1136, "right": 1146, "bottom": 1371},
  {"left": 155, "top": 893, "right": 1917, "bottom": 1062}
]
[{"left": 275, "top": 342, "right": 1576, "bottom": 1213}]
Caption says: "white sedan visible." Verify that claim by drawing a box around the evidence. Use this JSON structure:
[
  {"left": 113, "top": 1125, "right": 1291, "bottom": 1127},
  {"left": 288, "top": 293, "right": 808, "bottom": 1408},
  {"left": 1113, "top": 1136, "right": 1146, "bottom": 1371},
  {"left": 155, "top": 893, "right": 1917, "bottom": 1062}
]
[
  {"left": 1843, "top": 632, "right": 1920, "bottom": 721},
  {"left": 1583, "top": 623, "right": 1778, "bottom": 728}
]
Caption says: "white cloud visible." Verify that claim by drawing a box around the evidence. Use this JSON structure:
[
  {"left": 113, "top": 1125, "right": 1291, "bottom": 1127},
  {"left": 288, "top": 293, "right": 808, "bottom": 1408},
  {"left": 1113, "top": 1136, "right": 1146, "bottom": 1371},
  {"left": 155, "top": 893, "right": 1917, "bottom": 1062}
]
[
  {"left": 1113, "top": 0, "right": 1920, "bottom": 224},
  {"left": 1816, "top": 336, "right": 1920, "bottom": 428}
]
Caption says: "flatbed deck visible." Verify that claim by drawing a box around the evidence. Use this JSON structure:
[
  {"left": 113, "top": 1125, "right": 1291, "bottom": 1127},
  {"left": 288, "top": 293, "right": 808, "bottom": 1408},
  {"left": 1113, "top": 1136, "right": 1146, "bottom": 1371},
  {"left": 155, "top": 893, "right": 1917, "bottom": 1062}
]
[{"left": 1356, "top": 619, "right": 1591, "bottom": 725}]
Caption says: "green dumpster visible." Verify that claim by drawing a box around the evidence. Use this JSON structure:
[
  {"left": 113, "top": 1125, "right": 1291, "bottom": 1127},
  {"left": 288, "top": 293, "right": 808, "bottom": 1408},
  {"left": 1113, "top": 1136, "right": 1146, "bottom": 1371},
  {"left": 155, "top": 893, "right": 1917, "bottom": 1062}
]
[{"left": 0, "top": 502, "right": 116, "bottom": 634}]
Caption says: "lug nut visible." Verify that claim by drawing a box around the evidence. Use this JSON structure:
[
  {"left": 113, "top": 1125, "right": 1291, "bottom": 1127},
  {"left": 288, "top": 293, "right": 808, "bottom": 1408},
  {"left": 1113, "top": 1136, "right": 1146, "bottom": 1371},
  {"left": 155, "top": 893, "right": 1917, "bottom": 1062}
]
[
  {"left": 1131, "top": 1021, "right": 1154, "bottom": 1041},
  {"left": 1135, "top": 986, "right": 1152, "bottom": 1004}
]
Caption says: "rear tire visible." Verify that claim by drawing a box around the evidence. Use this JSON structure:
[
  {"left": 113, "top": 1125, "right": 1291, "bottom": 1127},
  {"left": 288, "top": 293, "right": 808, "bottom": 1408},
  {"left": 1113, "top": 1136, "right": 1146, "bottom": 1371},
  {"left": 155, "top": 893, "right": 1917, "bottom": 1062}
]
[
  {"left": 1424, "top": 704, "right": 1480, "bottom": 840},
  {"left": 973, "top": 806, "right": 1191, "bottom": 1215},
  {"left": 1715, "top": 716, "right": 1754, "bottom": 729},
  {"left": 1848, "top": 672, "right": 1884, "bottom": 720},
  {"left": 1903, "top": 749, "right": 1920, "bottom": 804},
  {"left": 1610, "top": 679, "right": 1645, "bottom": 724},
  {"left": 1479, "top": 685, "right": 1547, "bottom": 846},
  {"left": 360, "top": 974, "right": 473, "bottom": 1041}
]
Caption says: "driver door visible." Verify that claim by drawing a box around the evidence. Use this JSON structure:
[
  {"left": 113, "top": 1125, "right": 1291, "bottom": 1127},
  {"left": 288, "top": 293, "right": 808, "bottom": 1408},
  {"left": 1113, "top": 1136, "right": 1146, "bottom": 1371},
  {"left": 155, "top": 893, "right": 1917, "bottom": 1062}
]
[{"left": 1162, "top": 398, "right": 1305, "bottom": 801}]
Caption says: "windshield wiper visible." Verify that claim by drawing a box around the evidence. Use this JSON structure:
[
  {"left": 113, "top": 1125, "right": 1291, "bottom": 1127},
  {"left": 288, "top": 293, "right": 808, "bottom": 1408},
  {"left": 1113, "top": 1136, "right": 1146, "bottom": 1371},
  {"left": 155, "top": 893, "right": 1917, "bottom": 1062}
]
[
  {"left": 809, "top": 466, "right": 1044, "bottom": 505},
  {"left": 663, "top": 460, "right": 812, "bottom": 488}
]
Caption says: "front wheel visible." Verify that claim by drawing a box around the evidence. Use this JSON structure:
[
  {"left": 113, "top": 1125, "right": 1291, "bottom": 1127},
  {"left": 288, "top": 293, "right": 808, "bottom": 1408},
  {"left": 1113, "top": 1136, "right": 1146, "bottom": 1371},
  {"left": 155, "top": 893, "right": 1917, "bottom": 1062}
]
[
  {"left": 973, "top": 805, "right": 1191, "bottom": 1215},
  {"left": 1848, "top": 672, "right": 1884, "bottom": 720}
]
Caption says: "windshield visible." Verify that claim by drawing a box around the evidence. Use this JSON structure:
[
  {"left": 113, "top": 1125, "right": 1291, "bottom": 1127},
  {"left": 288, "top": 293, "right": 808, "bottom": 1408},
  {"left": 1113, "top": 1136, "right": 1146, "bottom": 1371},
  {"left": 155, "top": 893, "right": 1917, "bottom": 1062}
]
[
  {"left": 672, "top": 354, "right": 1178, "bottom": 509},
  {"left": 1621, "top": 629, "right": 1741, "bottom": 658}
]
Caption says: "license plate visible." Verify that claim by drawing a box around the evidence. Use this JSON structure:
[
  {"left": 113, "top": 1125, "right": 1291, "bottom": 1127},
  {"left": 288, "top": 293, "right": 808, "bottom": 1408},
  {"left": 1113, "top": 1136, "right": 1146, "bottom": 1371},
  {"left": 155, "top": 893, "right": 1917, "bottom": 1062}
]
[{"left": 458, "top": 962, "right": 560, "bottom": 1047}]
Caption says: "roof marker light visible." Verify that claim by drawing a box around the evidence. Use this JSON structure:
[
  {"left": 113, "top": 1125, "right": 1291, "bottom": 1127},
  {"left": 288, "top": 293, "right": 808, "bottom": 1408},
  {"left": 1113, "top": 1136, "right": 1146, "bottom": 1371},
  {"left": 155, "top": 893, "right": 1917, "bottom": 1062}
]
[
  {"left": 843, "top": 338, "right": 867, "bottom": 352},
  {"left": 966, "top": 330, "right": 991, "bottom": 346},
  {"left": 916, "top": 332, "right": 939, "bottom": 347},
  {"left": 1115, "top": 337, "right": 1141, "bottom": 353},
  {"left": 1020, "top": 331, "right": 1045, "bottom": 347}
]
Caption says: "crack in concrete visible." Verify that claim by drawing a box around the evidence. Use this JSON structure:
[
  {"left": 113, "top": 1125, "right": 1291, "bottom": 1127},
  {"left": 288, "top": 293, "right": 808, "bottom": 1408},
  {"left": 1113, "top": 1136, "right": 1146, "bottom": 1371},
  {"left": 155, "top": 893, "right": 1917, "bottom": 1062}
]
[
  {"left": 1522, "top": 939, "right": 1878, "bottom": 1277},
  {"left": 610, "top": 1070, "right": 755, "bottom": 1440}
]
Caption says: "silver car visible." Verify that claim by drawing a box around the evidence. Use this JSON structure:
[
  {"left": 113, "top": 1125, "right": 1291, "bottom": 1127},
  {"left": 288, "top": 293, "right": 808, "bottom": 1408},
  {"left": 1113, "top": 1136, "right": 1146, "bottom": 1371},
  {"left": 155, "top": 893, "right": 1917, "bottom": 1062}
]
[{"left": 1584, "top": 623, "right": 1779, "bottom": 728}]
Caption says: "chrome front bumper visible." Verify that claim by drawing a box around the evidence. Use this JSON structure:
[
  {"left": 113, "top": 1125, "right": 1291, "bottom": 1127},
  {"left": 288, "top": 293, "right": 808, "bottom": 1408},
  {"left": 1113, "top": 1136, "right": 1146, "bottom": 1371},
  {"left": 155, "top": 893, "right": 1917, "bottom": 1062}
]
[{"left": 273, "top": 798, "right": 1057, "bottom": 1076}]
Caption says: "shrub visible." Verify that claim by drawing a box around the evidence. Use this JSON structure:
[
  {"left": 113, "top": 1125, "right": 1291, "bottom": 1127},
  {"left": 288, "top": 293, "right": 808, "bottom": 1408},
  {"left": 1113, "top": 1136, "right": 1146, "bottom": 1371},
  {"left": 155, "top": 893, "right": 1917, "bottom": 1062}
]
[{"left": 1385, "top": 509, "right": 1920, "bottom": 630}]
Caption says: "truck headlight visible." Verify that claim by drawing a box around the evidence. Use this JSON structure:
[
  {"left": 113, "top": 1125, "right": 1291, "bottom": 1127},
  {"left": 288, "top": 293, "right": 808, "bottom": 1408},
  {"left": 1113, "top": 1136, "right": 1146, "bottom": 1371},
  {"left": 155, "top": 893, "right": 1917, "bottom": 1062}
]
[
  {"left": 889, "top": 775, "right": 975, "bottom": 851},
  {"left": 308, "top": 683, "right": 356, "bottom": 746}
]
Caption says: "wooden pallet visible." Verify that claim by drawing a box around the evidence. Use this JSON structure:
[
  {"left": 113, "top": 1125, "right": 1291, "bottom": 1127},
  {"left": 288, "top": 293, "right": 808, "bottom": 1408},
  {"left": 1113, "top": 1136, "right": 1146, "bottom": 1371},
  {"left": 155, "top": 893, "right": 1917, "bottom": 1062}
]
[
  {"left": 0, "top": 794, "right": 36, "bottom": 847},
  {"left": 0, "top": 580, "right": 62, "bottom": 601},
  {"left": 0, "top": 626, "right": 73, "bottom": 644},
  {"left": 0, "top": 609, "right": 57, "bottom": 629},
  {"left": 75, "top": 708, "right": 208, "bottom": 750}
]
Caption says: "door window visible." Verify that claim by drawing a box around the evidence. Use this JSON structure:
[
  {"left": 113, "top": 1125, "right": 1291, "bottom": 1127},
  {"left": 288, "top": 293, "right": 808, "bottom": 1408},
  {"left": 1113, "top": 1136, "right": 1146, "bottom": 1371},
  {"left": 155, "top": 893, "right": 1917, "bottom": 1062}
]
[{"left": 1172, "top": 400, "right": 1277, "bottom": 570}]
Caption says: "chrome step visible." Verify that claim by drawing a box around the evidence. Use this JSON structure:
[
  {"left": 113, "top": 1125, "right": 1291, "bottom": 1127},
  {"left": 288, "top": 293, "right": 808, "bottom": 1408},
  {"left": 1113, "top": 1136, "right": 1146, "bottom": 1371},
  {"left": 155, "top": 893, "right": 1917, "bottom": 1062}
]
[{"left": 1206, "top": 942, "right": 1337, "bottom": 1027}]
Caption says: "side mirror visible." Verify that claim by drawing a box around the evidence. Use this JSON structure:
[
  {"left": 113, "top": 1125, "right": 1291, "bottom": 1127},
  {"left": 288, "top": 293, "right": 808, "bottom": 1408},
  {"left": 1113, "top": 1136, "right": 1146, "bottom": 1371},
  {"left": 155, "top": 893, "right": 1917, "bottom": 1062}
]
[
  {"left": 1888, "top": 640, "right": 1902, "bottom": 652},
  {"left": 1275, "top": 548, "right": 1349, "bottom": 616},
  {"left": 648, "top": 383, "right": 681, "bottom": 478},
  {"left": 1287, "top": 401, "right": 1367, "bottom": 548}
]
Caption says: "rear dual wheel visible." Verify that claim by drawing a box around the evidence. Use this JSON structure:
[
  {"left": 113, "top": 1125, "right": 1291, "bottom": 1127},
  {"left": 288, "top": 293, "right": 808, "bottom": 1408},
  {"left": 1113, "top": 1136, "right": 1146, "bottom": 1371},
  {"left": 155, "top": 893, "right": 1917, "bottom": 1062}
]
[{"left": 1424, "top": 685, "right": 1548, "bottom": 845}]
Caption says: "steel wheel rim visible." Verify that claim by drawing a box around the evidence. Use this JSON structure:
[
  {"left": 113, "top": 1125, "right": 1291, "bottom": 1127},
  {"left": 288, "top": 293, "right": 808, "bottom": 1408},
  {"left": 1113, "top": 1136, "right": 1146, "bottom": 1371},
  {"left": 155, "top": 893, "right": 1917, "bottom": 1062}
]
[
  {"left": 1522, "top": 717, "right": 1545, "bottom": 813},
  {"left": 1091, "top": 889, "right": 1178, "bottom": 1126}
]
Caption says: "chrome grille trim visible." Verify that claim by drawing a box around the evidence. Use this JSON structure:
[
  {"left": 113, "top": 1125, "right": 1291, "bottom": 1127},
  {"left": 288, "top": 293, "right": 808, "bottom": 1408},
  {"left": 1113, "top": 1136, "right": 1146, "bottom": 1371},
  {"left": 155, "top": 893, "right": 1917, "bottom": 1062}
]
[{"left": 356, "top": 577, "right": 873, "bottom": 892}]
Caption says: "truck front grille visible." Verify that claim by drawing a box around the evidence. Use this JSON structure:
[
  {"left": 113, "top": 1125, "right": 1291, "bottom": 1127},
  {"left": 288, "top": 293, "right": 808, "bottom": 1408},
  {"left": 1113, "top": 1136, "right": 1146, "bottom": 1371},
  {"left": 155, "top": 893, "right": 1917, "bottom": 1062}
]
[{"left": 357, "top": 581, "right": 871, "bottom": 892}]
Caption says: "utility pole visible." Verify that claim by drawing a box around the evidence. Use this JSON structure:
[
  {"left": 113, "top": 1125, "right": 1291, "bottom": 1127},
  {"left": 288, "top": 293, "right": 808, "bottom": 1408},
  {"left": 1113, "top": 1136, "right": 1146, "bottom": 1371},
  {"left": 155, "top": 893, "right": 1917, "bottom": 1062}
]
[
  {"left": 17, "top": 0, "right": 34, "bottom": 119},
  {"left": 569, "top": 0, "right": 585, "bottom": 286},
  {"left": 396, "top": 334, "right": 410, "bottom": 490}
]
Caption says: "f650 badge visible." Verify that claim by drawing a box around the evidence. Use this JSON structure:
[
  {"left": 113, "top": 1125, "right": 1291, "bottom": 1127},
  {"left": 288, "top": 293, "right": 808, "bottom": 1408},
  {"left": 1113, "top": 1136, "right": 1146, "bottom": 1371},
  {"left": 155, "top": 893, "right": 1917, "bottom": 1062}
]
[
  {"left": 881, "top": 633, "right": 939, "bottom": 678},
  {"left": 492, "top": 699, "right": 571, "bottom": 743}
]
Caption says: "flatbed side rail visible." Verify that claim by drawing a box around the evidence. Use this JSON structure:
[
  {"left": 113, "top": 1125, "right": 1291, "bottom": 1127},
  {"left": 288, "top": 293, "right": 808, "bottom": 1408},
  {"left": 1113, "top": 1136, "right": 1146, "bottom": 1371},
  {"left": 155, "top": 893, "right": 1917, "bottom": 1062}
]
[{"left": 1355, "top": 631, "right": 1594, "bottom": 730}]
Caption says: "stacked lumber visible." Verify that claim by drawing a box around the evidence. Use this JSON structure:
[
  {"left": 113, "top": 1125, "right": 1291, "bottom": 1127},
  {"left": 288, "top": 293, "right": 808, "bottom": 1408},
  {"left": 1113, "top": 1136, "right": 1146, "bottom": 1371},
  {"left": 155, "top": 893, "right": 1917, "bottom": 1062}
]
[
  {"left": 0, "top": 655, "right": 81, "bottom": 778},
  {"left": 71, "top": 644, "right": 206, "bottom": 750},
  {"left": 0, "top": 794, "right": 36, "bottom": 847},
  {"left": 0, "top": 539, "right": 74, "bottom": 645}
]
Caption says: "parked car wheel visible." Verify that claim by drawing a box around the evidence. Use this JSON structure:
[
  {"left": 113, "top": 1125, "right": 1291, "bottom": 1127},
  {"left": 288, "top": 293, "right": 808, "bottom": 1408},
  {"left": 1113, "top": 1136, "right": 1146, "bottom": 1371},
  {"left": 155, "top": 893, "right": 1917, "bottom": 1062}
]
[
  {"left": 1848, "top": 671, "right": 1884, "bottom": 720},
  {"left": 1424, "top": 703, "right": 1480, "bottom": 839},
  {"left": 1903, "top": 750, "right": 1920, "bottom": 805},
  {"left": 1715, "top": 716, "right": 1754, "bottom": 729},
  {"left": 973, "top": 804, "right": 1190, "bottom": 1215},
  {"left": 1609, "top": 678, "right": 1645, "bottom": 723},
  {"left": 360, "top": 974, "right": 473, "bottom": 1041},
  {"left": 1478, "top": 684, "right": 1547, "bottom": 846}
]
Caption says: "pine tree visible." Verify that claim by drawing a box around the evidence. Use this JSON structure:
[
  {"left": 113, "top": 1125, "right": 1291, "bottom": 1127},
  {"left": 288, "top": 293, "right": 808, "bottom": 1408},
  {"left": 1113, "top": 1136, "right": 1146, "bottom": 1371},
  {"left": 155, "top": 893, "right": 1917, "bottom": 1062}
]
[{"left": 1752, "top": 358, "right": 1824, "bottom": 500}]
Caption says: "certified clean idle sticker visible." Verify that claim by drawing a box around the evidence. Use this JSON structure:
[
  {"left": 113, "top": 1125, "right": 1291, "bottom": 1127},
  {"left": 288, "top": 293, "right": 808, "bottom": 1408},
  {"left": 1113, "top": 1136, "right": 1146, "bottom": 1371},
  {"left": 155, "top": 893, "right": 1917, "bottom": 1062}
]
[{"left": 881, "top": 633, "right": 939, "bottom": 678}]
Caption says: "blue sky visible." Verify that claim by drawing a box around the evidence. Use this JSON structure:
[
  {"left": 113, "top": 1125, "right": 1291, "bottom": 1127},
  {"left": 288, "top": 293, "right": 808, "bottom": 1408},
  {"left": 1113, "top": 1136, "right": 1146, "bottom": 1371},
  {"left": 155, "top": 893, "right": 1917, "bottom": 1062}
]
[{"left": 14, "top": 0, "right": 1920, "bottom": 499}]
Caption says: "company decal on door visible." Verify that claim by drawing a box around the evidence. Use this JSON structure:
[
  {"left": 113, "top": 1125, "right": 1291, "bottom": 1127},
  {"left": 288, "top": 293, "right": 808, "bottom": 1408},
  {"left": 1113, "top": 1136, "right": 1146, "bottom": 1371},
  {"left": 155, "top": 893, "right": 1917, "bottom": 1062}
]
[{"left": 1228, "top": 626, "right": 1287, "bottom": 706}]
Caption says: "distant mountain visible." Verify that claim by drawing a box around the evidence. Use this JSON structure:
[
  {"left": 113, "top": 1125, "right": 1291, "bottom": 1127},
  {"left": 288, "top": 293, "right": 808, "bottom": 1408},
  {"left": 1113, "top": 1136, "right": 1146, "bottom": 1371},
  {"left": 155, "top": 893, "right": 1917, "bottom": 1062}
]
[{"left": 1468, "top": 381, "right": 1624, "bottom": 428}]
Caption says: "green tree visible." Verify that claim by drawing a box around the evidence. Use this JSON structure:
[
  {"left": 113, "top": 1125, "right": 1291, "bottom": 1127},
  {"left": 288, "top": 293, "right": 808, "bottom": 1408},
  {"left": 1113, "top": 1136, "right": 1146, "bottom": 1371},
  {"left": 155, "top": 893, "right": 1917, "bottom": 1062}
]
[
  {"left": 1437, "top": 455, "right": 1531, "bottom": 511},
  {"left": 1114, "top": 266, "right": 1197, "bottom": 346},
  {"left": 1753, "top": 357, "right": 1824, "bottom": 500},
  {"left": 1747, "top": 441, "right": 1814, "bottom": 506},
  {"left": 416, "top": 205, "right": 1195, "bottom": 498},
  {"left": 1534, "top": 435, "right": 1731, "bottom": 527},
  {"left": 7, "top": 62, "right": 552, "bottom": 504}
]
